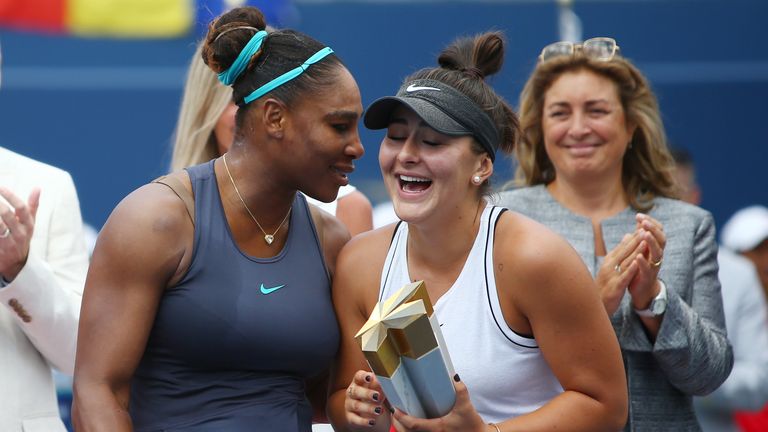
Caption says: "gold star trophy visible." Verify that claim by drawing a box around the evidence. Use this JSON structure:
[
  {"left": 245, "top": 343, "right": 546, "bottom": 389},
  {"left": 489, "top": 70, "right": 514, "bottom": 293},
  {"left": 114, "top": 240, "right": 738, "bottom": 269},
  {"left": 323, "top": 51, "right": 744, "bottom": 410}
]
[{"left": 356, "top": 281, "right": 456, "bottom": 418}]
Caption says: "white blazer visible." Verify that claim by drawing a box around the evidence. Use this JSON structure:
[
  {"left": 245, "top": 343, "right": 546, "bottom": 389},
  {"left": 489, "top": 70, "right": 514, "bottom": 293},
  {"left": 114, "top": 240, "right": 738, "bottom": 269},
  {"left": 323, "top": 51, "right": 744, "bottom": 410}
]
[{"left": 0, "top": 147, "right": 88, "bottom": 432}]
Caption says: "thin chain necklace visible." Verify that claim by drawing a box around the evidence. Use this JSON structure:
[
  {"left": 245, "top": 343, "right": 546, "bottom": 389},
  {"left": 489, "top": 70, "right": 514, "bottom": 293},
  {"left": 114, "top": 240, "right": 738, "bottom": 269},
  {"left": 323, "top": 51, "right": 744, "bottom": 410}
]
[{"left": 222, "top": 153, "right": 291, "bottom": 245}]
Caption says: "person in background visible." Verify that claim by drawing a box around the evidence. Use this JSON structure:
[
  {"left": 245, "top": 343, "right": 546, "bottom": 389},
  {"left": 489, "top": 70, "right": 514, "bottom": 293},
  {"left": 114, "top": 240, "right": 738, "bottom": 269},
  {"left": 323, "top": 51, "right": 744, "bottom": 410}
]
[
  {"left": 498, "top": 37, "right": 733, "bottom": 430},
  {"left": 171, "top": 40, "right": 373, "bottom": 236},
  {"left": 669, "top": 147, "right": 702, "bottom": 206},
  {"left": 329, "top": 31, "right": 627, "bottom": 432},
  {"left": 720, "top": 205, "right": 768, "bottom": 432},
  {"left": 671, "top": 148, "right": 768, "bottom": 431},
  {"left": 722, "top": 205, "right": 768, "bottom": 300},
  {"left": 0, "top": 43, "right": 88, "bottom": 432},
  {"left": 73, "top": 6, "right": 362, "bottom": 430}
]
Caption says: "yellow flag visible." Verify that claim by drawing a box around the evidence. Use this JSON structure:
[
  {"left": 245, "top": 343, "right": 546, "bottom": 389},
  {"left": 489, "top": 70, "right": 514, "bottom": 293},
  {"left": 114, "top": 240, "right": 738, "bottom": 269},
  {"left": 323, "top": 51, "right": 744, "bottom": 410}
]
[{"left": 67, "top": 0, "right": 192, "bottom": 38}]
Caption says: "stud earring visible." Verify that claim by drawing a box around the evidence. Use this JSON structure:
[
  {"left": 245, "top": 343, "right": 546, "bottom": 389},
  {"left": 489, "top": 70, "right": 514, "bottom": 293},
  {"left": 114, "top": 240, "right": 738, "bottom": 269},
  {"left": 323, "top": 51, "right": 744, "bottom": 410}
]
[{"left": 472, "top": 175, "right": 482, "bottom": 185}]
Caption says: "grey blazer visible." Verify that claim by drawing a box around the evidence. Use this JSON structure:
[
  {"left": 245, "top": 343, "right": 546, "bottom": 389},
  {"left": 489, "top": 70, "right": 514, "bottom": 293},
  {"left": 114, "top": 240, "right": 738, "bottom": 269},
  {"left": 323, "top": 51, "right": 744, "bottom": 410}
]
[{"left": 496, "top": 185, "right": 733, "bottom": 431}]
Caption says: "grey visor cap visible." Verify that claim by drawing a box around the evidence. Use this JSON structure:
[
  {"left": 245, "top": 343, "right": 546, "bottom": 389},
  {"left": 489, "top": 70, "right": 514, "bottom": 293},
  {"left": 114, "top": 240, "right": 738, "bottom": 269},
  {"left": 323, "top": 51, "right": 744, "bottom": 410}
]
[
  {"left": 363, "top": 79, "right": 500, "bottom": 161},
  {"left": 364, "top": 96, "right": 470, "bottom": 137}
]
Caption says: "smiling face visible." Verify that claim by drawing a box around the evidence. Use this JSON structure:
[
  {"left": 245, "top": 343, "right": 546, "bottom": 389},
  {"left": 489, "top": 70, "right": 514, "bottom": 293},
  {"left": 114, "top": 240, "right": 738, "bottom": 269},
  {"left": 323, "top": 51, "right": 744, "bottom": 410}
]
[
  {"left": 378, "top": 105, "right": 488, "bottom": 224},
  {"left": 542, "top": 69, "right": 634, "bottom": 184},
  {"left": 281, "top": 66, "right": 365, "bottom": 203}
]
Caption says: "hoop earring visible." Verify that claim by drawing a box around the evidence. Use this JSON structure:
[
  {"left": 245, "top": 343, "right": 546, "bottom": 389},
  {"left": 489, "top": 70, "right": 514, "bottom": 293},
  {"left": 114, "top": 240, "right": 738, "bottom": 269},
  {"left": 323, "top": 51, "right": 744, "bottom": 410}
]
[{"left": 472, "top": 175, "right": 482, "bottom": 185}]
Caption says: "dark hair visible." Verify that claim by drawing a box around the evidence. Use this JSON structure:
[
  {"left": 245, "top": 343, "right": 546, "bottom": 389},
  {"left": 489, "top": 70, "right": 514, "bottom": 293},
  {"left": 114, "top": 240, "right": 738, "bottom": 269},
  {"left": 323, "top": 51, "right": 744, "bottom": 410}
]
[
  {"left": 407, "top": 31, "right": 518, "bottom": 160},
  {"left": 201, "top": 6, "right": 344, "bottom": 109}
]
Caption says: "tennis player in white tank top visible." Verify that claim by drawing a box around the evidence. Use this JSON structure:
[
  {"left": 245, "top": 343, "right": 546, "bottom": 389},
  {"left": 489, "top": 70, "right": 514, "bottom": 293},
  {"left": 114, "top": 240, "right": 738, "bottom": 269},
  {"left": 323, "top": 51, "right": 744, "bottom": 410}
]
[
  {"left": 327, "top": 33, "right": 628, "bottom": 432},
  {"left": 379, "top": 205, "right": 563, "bottom": 422}
]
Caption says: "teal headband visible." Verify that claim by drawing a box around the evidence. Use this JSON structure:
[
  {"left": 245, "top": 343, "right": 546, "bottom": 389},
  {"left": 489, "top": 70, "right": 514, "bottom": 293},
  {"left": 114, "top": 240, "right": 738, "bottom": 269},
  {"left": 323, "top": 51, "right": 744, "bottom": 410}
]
[
  {"left": 242, "top": 47, "right": 335, "bottom": 105},
  {"left": 217, "top": 30, "right": 268, "bottom": 86}
]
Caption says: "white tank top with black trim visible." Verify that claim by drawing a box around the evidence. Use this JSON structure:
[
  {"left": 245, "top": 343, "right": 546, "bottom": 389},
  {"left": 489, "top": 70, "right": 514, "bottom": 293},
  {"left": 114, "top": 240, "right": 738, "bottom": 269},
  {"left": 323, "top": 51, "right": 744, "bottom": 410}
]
[{"left": 379, "top": 204, "right": 563, "bottom": 423}]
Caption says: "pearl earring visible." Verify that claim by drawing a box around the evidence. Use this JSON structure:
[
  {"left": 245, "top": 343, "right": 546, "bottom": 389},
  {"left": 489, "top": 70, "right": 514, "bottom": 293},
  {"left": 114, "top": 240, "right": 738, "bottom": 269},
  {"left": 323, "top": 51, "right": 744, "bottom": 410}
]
[{"left": 472, "top": 175, "right": 482, "bottom": 185}]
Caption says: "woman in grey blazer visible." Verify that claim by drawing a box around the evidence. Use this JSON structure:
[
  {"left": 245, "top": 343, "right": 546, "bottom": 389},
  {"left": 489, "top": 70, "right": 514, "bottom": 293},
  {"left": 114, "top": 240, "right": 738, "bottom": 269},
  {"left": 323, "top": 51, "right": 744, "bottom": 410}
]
[{"left": 497, "top": 38, "right": 733, "bottom": 431}]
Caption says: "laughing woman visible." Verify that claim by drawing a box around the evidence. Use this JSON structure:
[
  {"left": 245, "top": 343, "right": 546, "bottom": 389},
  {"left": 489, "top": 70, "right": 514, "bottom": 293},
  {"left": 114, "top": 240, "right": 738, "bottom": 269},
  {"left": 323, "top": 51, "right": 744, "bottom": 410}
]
[{"left": 327, "top": 32, "right": 628, "bottom": 432}]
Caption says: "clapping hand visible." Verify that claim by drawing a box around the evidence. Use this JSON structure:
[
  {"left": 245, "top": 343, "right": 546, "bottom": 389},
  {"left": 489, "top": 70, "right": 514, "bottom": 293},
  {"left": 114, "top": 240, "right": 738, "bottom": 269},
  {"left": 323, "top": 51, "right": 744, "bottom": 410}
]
[{"left": 0, "top": 187, "right": 40, "bottom": 281}]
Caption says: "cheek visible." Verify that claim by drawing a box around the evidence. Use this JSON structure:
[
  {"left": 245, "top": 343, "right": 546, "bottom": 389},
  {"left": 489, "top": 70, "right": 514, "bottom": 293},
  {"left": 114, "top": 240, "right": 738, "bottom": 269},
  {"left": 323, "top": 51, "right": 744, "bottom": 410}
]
[
  {"left": 378, "top": 141, "right": 397, "bottom": 172},
  {"left": 542, "top": 119, "right": 567, "bottom": 145}
]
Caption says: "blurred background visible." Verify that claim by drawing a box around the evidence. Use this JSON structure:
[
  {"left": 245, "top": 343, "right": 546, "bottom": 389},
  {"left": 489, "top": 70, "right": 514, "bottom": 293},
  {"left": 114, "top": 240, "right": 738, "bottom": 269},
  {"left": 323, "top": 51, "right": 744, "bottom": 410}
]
[
  {"left": 1, "top": 0, "right": 766, "bottom": 429},
  {"left": 1, "top": 0, "right": 766, "bottom": 231}
]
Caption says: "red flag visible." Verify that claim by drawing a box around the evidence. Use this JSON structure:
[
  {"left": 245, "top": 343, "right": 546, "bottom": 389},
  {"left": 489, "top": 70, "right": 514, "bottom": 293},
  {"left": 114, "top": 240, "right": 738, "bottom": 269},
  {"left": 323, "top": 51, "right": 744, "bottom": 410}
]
[{"left": 0, "top": 0, "right": 66, "bottom": 33}]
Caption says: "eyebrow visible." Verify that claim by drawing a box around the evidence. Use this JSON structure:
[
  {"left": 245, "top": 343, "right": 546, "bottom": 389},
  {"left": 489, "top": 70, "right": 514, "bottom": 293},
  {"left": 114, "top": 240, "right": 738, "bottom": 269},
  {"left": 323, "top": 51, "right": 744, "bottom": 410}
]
[
  {"left": 545, "top": 98, "right": 612, "bottom": 110},
  {"left": 324, "top": 110, "right": 359, "bottom": 121}
]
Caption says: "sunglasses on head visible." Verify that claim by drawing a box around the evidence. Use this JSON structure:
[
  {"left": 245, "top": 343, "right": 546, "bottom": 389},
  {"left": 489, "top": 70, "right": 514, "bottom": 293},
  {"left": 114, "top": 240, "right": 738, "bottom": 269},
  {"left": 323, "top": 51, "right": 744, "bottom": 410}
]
[{"left": 538, "top": 37, "right": 621, "bottom": 62}]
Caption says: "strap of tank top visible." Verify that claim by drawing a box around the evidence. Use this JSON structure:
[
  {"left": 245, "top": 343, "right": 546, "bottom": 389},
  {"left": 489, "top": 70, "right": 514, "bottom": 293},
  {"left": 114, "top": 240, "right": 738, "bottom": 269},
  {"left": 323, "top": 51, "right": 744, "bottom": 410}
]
[{"left": 152, "top": 174, "right": 195, "bottom": 226}]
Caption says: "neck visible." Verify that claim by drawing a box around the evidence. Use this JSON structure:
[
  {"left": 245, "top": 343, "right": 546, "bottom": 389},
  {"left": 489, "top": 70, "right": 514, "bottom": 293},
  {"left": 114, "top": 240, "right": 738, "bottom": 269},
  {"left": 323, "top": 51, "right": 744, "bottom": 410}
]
[
  {"left": 406, "top": 199, "right": 485, "bottom": 274},
  {"left": 547, "top": 174, "right": 627, "bottom": 221},
  {"left": 220, "top": 149, "right": 296, "bottom": 228}
]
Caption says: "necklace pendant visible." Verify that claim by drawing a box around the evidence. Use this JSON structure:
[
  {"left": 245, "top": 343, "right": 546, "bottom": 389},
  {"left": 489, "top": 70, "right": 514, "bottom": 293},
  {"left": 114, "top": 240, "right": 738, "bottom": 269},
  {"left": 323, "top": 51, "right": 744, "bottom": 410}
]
[{"left": 264, "top": 234, "right": 275, "bottom": 245}]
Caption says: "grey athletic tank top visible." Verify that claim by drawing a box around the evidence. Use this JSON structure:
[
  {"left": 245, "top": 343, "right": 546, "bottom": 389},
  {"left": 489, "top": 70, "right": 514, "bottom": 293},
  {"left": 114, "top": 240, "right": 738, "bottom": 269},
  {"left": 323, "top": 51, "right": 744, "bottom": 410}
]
[{"left": 129, "top": 160, "right": 339, "bottom": 431}]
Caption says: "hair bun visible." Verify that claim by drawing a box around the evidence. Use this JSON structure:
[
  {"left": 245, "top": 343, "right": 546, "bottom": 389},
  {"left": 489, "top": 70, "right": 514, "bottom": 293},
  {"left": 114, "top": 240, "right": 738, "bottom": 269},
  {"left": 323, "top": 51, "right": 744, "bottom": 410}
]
[
  {"left": 201, "top": 6, "right": 268, "bottom": 74},
  {"left": 461, "top": 67, "right": 484, "bottom": 80},
  {"left": 437, "top": 31, "right": 505, "bottom": 81}
]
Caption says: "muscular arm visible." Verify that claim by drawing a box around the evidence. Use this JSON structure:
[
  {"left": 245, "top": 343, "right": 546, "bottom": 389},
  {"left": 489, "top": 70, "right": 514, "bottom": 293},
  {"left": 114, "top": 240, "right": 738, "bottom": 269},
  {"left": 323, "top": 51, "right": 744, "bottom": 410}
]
[
  {"left": 494, "top": 213, "right": 628, "bottom": 432},
  {"left": 72, "top": 183, "right": 193, "bottom": 431}
]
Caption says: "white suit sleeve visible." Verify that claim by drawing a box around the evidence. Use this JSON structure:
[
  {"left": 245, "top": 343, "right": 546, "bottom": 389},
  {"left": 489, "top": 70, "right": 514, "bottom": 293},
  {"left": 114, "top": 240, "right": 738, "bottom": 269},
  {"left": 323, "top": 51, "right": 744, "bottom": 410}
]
[{"left": 0, "top": 171, "right": 88, "bottom": 374}]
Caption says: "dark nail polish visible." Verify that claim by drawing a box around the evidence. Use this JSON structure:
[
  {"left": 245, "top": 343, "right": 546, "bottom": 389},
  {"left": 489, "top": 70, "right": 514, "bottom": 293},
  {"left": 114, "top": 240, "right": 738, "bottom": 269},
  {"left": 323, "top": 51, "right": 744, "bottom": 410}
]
[
  {"left": 365, "top": 374, "right": 372, "bottom": 382},
  {"left": 389, "top": 406, "right": 395, "bottom": 414},
  {"left": 374, "top": 406, "right": 382, "bottom": 414},
  {"left": 372, "top": 392, "right": 379, "bottom": 401},
  {"left": 369, "top": 419, "right": 376, "bottom": 426},
  {"left": 454, "top": 373, "right": 461, "bottom": 382}
]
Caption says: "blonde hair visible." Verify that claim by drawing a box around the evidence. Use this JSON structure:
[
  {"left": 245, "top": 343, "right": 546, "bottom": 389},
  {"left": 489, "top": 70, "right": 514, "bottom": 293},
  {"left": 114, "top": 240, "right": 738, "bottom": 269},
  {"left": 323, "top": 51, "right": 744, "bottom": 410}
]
[
  {"left": 170, "top": 43, "right": 232, "bottom": 171},
  {"left": 514, "top": 54, "right": 678, "bottom": 211}
]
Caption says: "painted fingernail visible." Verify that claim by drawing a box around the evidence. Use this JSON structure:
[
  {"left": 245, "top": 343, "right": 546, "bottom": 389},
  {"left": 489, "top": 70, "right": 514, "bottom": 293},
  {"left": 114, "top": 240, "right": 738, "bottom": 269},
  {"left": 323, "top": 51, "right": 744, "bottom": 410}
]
[
  {"left": 389, "top": 406, "right": 395, "bottom": 414},
  {"left": 369, "top": 419, "right": 376, "bottom": 426},
  {"left": 365, "top": 374, "right": 372, "bottom": 382},
  {"left": 454, "top": 373, "right": 461, "bottom": 382},
  {"left": 375, "top": 406, "right": 382, "bottom": 414},
  {"left": 372, "top": 392, "right": 379, "bottom": 401}
]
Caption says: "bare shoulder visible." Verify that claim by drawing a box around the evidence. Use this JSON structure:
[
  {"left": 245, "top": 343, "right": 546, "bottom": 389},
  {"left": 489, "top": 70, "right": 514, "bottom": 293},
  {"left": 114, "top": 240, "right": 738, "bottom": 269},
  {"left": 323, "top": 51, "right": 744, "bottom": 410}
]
[
  {"left": 94, "top": 179, "right": 194, "bottom": 286},
  {"left": 494, "top": 210, "right": 592, "bottom": 300},
  {"left": 335, "top": 190, "right": 373, "bottom": 236},
  {"left": 333, "top": 224, "right": 398, "bottom": 310},
  {"left": 107, "top": 177, "right": 192, "bottom": 238},
  {"left": 338, "top": 224, "right": 396, "bottom": 272},
  {"left": 495, "top": 210, "right": 576, "bottom": 270},
  {"left": 338, "top": 190, "right": 372, "bottom": 213}
]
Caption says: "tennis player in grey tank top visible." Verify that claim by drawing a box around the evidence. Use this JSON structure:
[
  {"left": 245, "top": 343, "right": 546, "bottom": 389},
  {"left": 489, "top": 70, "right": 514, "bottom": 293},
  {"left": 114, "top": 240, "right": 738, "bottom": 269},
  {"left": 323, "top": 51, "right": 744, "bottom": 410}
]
[
  {"left": 72, "top": 6, "right": 364, "bottom": 431},
  {"left": 129, "top": 161, "right": 339, "bottom": 431}
]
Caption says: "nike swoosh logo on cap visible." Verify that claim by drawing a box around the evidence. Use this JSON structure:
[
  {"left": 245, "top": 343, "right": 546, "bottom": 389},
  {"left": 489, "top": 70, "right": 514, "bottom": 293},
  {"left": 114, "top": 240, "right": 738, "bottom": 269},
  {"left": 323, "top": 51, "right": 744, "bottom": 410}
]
[
  {"left": 406, "top": 84, "right": 441, "bottom": 92},
  {"left": 260, "top": 283, "right": 286, "bottom": 295}
]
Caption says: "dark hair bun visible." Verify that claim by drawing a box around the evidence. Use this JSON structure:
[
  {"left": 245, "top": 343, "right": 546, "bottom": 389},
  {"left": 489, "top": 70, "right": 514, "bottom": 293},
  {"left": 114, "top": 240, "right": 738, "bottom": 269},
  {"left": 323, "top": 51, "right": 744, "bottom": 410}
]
[
  {"left": 201, "top": 6, "right": 267, "bottom": 74},
  {"left": 438, "top": 31, "right": 505, "bottom": 80}
]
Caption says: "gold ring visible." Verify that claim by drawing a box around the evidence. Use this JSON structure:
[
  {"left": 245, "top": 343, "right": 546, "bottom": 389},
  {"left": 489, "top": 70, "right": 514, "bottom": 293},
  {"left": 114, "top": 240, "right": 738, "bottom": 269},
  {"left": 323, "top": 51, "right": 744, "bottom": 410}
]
[
  {"left": 0, "top": 227, "right": 9, "bottom": 239},
  {"left": 614, "top": 264, "right": 621, "bottom": 273},
  {"left": 653, "top": 258, "right": 663, "bottom": 268}
]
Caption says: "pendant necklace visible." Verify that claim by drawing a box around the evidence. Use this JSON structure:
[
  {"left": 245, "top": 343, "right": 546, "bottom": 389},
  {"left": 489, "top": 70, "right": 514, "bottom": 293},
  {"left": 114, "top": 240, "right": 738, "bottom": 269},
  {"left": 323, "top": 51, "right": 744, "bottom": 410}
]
[{"left": 222, "top": 153, "right": 291, "bottom": 245}]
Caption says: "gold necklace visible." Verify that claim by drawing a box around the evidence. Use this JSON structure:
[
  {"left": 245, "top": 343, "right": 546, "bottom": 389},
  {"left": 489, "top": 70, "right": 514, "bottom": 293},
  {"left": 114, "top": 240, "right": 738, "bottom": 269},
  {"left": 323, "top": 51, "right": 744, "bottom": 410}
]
[{"left": 222, "top": 153, "right": 291, "bottom": 245}]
